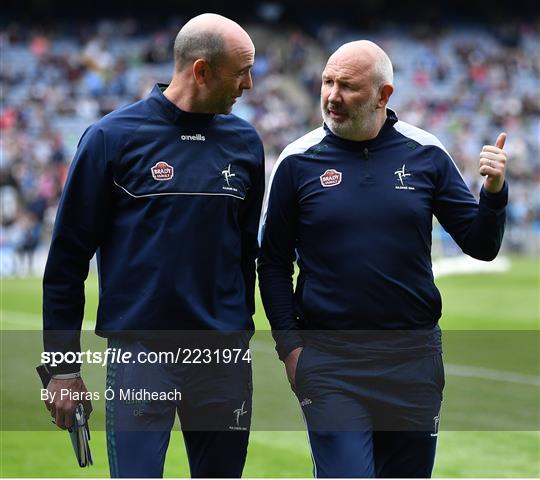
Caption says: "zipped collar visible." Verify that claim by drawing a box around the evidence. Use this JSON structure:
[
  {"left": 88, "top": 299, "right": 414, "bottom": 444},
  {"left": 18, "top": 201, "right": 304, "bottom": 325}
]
[
  {"left": 147, "top": 83, "right": 216, "bottom": 126},
  {"left": 323, "top": 109, "right": 398, "bottom": 151}
]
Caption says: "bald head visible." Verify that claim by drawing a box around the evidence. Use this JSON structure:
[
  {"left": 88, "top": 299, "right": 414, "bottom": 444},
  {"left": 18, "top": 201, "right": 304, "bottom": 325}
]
[
  {"left": 327, "top": 40, "right": 393, "bottom": 88},
  {"left": 173, "top": 13, "right": 254, "bottom": 72},
  {"left": 321, "top": 40, "right": 394, "bottom": 141},
  {"left": 165, "top": 13, "right": 255, "bottom": 114}
]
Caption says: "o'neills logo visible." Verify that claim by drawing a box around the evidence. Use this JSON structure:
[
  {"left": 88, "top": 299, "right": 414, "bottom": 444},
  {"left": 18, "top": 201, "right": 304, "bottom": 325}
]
[
  {"left": 320, "top": 169, "right": 342, "bottom": 187},
  {"left": 151, "top": 162, "right": 174, "bottom": 181},
  {"left": 181, "top": 134, "right": 206, "bottom": 141}
]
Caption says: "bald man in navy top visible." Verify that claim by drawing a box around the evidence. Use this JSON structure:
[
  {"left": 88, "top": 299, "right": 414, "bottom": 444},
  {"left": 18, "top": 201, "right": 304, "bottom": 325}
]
[
  {"left": 43, "top": 14, "right": 264, "bottom": 478},
  {"left": 258, "top": 40, "right": 508, "bottom": 478}
]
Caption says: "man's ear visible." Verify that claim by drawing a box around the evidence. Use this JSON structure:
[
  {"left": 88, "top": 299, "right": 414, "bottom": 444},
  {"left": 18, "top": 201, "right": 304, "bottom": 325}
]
[
  {"left": 377, "top": 84, "right": 394, "bottom": 108},
  {"left": 192, "top": 59, "right": 212, "bottom": 86}
]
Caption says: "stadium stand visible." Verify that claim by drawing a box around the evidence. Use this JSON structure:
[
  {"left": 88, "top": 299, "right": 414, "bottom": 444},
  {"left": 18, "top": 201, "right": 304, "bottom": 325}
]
[{"left": 1, "top": 19, "right": 539, "bottom": 275}]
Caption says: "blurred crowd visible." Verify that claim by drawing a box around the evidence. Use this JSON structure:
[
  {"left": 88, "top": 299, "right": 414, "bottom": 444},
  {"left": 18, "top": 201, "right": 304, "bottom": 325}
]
[{"left": 1, "top": 19, "right": 539, "bottom": 275}]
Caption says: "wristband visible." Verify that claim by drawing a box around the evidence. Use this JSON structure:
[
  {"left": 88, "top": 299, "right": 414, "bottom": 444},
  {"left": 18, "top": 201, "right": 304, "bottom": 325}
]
[{"left": 51, "top": 372, "right": 81, "bottom": 380}]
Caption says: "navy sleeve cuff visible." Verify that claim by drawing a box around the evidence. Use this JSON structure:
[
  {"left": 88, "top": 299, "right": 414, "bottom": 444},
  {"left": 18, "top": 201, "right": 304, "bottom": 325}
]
[
  {"left": 49, "top": 363, "right": 82, "bottom": 376},
  {"left": 273, "top": 331, "right": 304, "bottom": 361},
  {"left": 480, "top": 182, "right": 508, "bottom": 210},
  {"left": 43, "top": 330, "right": 82, "bottom": 375}
]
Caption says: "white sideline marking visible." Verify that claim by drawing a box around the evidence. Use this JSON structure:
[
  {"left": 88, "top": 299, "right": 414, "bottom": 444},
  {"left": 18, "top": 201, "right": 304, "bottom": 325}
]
[
  {"left": 0, "top": 310, "right": 94, "bottom": 329},
  {"left": 445, "top": 363, "right": 540, "bottom": 386},
  {"left": 251, "top": 341, "right": 539, "bottom": 386},
  {"left": 1, "top": 310, "right": 41, "bottom": 326},
  {"left": 432, "top": 255, "right": 511, "bottom": 278}
]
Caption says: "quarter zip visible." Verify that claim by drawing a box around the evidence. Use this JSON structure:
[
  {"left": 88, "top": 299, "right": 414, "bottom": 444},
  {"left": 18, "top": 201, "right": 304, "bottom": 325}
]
[{"left": 360, "top": 147, "right": 374, "bottom": 184}]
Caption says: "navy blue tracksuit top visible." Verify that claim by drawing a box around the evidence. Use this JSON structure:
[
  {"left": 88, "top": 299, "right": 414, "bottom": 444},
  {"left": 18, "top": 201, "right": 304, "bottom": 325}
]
[
  {"left": 43, "top": 84, "right": 265, "bottom": 366},
  {"left": 258, "top": 110, "right": 507, "bottom": 360}
]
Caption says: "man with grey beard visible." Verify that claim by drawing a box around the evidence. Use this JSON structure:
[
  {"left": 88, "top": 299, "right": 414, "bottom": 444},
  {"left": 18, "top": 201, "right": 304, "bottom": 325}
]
[{"left": 258, "top": 40, "right": 508, "bottom": 477}]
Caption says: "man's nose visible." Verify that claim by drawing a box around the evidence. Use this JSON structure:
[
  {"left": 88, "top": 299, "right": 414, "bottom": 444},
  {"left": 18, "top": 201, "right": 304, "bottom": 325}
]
[
  {"left": 327, "top": 85, "right": 341, "bottom": 103},
  {"left": 241, "top": 71, "right": 253, "bottom": 90}
]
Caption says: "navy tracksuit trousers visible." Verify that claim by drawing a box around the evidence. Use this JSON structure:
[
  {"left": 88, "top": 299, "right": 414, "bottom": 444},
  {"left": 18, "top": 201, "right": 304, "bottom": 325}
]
[
  {"left": 105, "top": 338, "right": 252, "bottom": 478},
  {"left": 295, "top": 344, "right": 444, "bottom": 478}
]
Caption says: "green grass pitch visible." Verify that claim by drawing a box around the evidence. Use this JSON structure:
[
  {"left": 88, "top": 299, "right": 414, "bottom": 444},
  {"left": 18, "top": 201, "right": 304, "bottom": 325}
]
[{"left": 0, "top": 256, "right": 538, "bottom": 477}]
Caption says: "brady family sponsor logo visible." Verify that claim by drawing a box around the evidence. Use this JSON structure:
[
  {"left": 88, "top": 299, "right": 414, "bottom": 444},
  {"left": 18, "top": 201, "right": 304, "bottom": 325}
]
[
  {"left": 320, "top": 169, "right": 342, "bottom": 187},
  {"left": 151, "top": 161, "right": 174, "bottom": 181},
  {"left": 394, "top": 164, "right": 415, "bottom": 190},
  {"left": 181, "top": 133, "right": 206, "bottom": 141}
]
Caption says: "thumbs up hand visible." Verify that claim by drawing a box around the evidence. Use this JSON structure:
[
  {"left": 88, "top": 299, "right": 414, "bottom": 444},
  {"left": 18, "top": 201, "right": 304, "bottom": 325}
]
[{"left": 479, "top": 132, "right": 508, "bottom": 194}]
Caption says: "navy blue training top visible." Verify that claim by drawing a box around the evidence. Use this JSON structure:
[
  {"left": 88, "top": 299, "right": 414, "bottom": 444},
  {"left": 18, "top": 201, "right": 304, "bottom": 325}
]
[
  {"left": 43, "top": 84, "right": 265, "bottom": 367},
  {"left": 258, "top": 110, "right": 507, "bottom": 360}
]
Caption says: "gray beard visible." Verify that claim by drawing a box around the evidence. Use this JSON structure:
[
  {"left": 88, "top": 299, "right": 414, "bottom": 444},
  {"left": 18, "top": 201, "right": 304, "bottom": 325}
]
[{"left": 321, "top": 100, "right": 378, "bottom": 141}]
